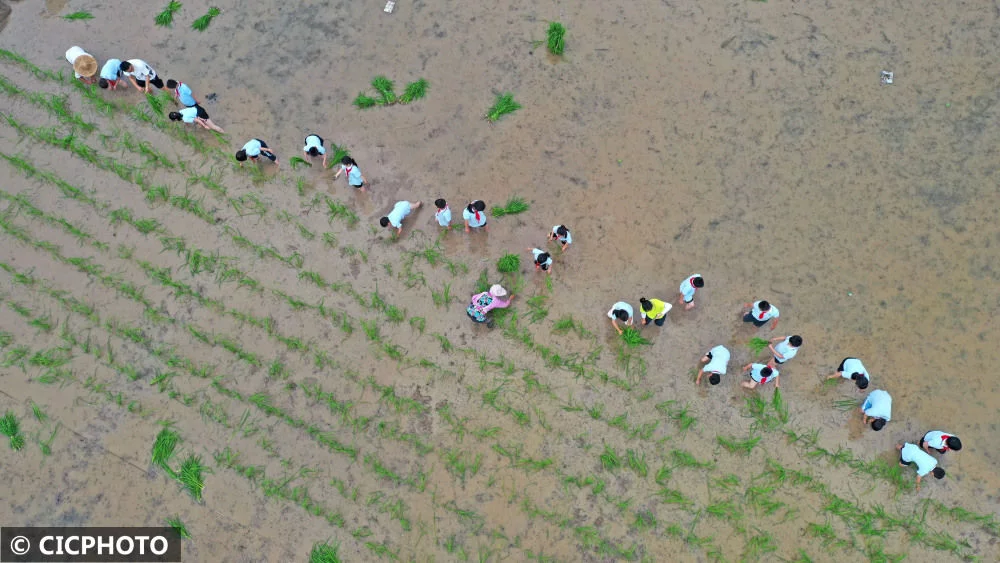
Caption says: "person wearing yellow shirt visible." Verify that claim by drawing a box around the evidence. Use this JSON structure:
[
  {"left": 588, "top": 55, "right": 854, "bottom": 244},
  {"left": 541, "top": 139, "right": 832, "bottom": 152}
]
[{"left": 639, "top": 297, "right": 671, "bottom": 327}]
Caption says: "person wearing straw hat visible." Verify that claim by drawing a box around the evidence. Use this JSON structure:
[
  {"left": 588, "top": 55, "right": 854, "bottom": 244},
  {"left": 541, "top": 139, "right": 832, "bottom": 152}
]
[
  {"left": 467, "top": 284, "right": 514, "bottom": 327},
  {"left": 65, "top": 46, "right": 97, "bottom": 85}
]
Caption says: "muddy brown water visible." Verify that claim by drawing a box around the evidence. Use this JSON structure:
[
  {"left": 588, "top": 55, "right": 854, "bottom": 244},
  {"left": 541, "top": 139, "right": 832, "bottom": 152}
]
[{"left": 1, "top": 0, "right": 998, "bottom": 561}]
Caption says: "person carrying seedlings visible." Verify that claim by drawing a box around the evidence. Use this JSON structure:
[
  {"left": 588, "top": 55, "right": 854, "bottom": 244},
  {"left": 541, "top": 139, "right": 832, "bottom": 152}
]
[
  {"left": 741, "top": 363, "right": 779, "bottom": 389},
  {"left": 547, "top": 225, "right": 572, "bottom": 251},
  {"left": 697, "top": 345, "right": 730, "bottom": 386},
  {"left": 98, "top": 57, "right": 124, "bottom": 90},
  {"left": 678, "top": 274, "right": 705, "bottom": 310},
  {"left": 120, "top": 59, "right": 164, "bottom": 93},
  {"left": 742, "top": 300, "right": 780, "bottom": 329},
  {"left": 301, "top": 134, "right": 328, "bottom": 168},
  {"left": 467, "top": 284, "right": 514, "bottom": 327},
  {"left": 65, "top": 46, "right": 98, "bottom": 85},
  {"left": 379, "top": 200, "right": 421, "bottom": 236},
  {"left": 236, "top": 139, "right": 278, "bottom": 167},
  {"left": 768, "top": 335, "right": 802, "bottom": 365},
  {"left": 860, "top": 389, "right": 891, "bottom": 431},
  {"left": 332, "top": 156, "right": 366, "bottom": 191},
  {"left": 639, "top": 297, "right": 671, "bottom": 327},
  {"left": 165, "top": 79, "right": 198, "bottom": 107},
  {"left": 434, "top": 199, "right": 452, "bottom": 229},
  {"left": 168, "top": 106, "right": 225, "bottom": 132},
  {"left": 606, "top": 301, "right": 634, "bottom": 334},
  {"left": 463, "top": 200, "right": 488, "bottom": 232},
  {"left": 529, "top": 248, "right": 553, "bottom": 274},
  {"left": 896, "top": 442, "right": 946, "bottom": 492},
  {"left": 921, "top": 431, "right": 962, "bottom": 455},
  {"left": 825, "top": 357, "right": 870, "bottom": 390}
]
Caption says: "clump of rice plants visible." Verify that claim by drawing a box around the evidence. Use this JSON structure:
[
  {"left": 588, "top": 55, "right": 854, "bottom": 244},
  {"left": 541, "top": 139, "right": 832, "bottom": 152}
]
[
  {"left": 497, "top": 253, "right": 520, "bottom": 273},
  {"left": 177, "top": 454, "right": 209, "bottom": 501},
  {"left": 328, "top": 143, "right": 350, "bottom": 166},
  {"left": 63, "top": 11, "right": 95, "bottom": 21},
  {"left": 309, "top": 541, "right": 342, "bottom": 563},
  {"left": 0, "top": 411, "right": 25, "bottom": 450},
  {"left": 165, "top": 516, "right": 191, "bottom": 539},
  {"left": 718, "top": 435, "right": 761, "bottom": 456},
  {"left": 400, "top": 79, "right": 429, "bottom": 104},
  {"left": 491, "top": 196, "right": 529, "bottom": 217},
  {"left": 353, "top": 94, "right": 378, "bottom": 109},
  {"left": 748, "top": 337, "right": 770, "bottom": 355},
  {"left": 832, "top": 398, "right": 858, "bottom": 411},
  {"left": 371, "top": 76, "right": 397, "bottom": 105},
  {"left": 155, "top": 1, "right": 183, "bottom": 27},
  {"left": 151, "top": 426, "right": 180, "bottom": 472},
  {"left": 620, "top": 327, "right": 651, "bottom": 347},
  {"left": 547, "top": 22, "right": 566, "bottom": 55},
  {"left": 191, "top": 7, "right": 220, "bottom": 31},
  {"left": 600, "top": 445, "right": 621, "bottom": 471},
  {"left": 486, "top": 93, "right": 520, "bottom": 123},
  {"left": 289, "top": 156, "right": 312, "bottom": 169}
]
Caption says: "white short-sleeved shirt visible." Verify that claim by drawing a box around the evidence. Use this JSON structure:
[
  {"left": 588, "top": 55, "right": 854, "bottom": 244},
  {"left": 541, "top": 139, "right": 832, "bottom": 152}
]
[
  {"left": 704, "top": 345, "right": 730, "bottom": 374},
  {"left": 679, "top": 274, "right": 702, "bottom": 302},
  {"left": 65, "top": 46, "right": 91, "bottom": 78},
  {"left": 303, "top": 135, "right": 326, "bottom": 154},
  {"left": 862, "top": 389, "right": 892, "bottom": 421},
  {"left": 100, "top": 59, "right": 122, "bottom": 81},
  {"left": 242, "top": 139, "right": 263, "bottom": 157},
  {"left": 900, "top": 443, "right": 938, "bottom": 477},
  {"left": 178, "top": 106, "right": 199, "bottom": 124},
  {"left": 552, "top": 226, "right": 572, "bottom": 244},
  {"left": 124, "top": 59, "right": 156, "bottom": 81},
  {"left": 531, "top": 248, "right": 552, "bottom": 269},
  {"left": 435, "top": 206, "right": 452, "bottom": 227},
  {"left": 607, "top": 302, "right": 633, "bottom": 321},
  {"left": 463, "top": 205, "right": 487, "bottom": 228},
  {"left": 339, "top": 164, "right": 363, "bottom": 186},
  {"left": 751, "top": 301, "right": 779, "bottom": 321},
  {"left": 922, "top": 431, "right": 954, "bottom": 451},
  {"left": 749, "top": 363, "right": 778, "bottom": 383},
  {"left": 386, "top": 201, "right": 412, "bottom": 228},
  {"left": 840, "top": 358, "right": 869, "bottom": 380},
  {"left": 773, "top": 337, "right": 799, "bottom": 361}
]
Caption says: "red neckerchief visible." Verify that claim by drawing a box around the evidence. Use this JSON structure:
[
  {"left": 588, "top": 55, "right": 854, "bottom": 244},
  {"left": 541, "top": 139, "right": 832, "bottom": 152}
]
[
  {"left": 758, "top": 311, "right": 766, "bottom": 319},
  {"left": 471, "top": 204, "right": 480, "bottom": 221},
  {"left": 941, "top": 435, "right": 951, "bottom": 451},
  {"left": 174, "top": 82, "right": 182, "bottom": 98},
  {"left": 690, "top": 276, "right": 698, "bottom": 287}
]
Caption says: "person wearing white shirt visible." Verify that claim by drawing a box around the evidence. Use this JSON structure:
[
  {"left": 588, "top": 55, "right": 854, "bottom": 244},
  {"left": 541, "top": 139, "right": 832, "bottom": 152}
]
[
  {"left": 302, "top": 134, "right": 328, "bottom": 168},
  {"left": 547, "top": 225, "right": 572, "bottom": 251},
  {"left": 236, "top": 139, "right": 278, "bottom": 167},
  {"left": 677, "top": 274, "right": 704, "bottom": 310},
  {"left": 120, "top": 59, "right": 163, "bottom": 92},
  {"left": 826, "top": 357, "right": 870, "bottom": 390},
  {"left": 606, "top": 301, "right": 634, "bottom": 334},
  {"left": 768, "top": 335, "right": 802, "bottom": 365},
  {"left": 462, "top": 200, "right": 488, "bottom": 232},
  {"left": 379, "top": 201, "right": 422, "bottom": 236},
  {"left": 741, "top": 363, "right": 780, "bottom": 389},
  {"left": 98, "top": 58, "right": 124, "bottom": 90},
  {"left": 897, "top": 442, "right": 946, "bottom": 491},
  {"left": 742, "top": 299, "right": 779, "bottom": 329},
  {"left": 921, "top": 431, "right": 962, "bottom": 455},
  {"left": 434, "top": 199, "right": 452, "bottom": 229},
  {"left": 860, "top": 389, "right": 891, "bottom": 431},
  {"left": 697, "top": 345, "right": 730, "bottom": 386},
  {"left": 168, "top": 106, "right": 225, "bottom": 132}
]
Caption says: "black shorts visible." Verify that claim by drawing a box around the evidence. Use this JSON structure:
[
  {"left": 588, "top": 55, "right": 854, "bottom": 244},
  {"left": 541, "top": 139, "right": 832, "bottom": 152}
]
[
  {"left": 837, "top": 358, "right": 851, "bottom": 372},
  {"left": 305, "top": 135, "right": 324, "bottom": 145},
  {"left": 743, "top": 312, "right": 767, "bottom": 327},
  {"left": 773, "top": 356, "right": 785, "bottom": 365},
  {"left": 136, "top": 76, "right": 164, "bottom": 89},
  {"left": 350, "top": 182, "right": 364, "bottom": 189},
  {"left": 919, "top": 438, "right": 946, "bottom": 454},
  {"left": 193, "top": 104, "right": 209, "bottom": 119},
  {"left": 683, "top": 296, "right": 694, "bottom": 303},
  {"left": 899, "top": 454, "right": 911, "bottom": 466}
]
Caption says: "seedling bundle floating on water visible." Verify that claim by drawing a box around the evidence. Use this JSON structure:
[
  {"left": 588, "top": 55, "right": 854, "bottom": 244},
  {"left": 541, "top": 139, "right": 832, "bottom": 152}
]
[
  {"left": 547, "top": 22, "right": 566, "bottom": 55},
  {"left": 354, "top": 76, "right": 429, "bottom": 109},
  {"left": 491, "top": 196, "right": 529, "bottom": 217},
  {"left": 155, "top": 1, "right": 183, "bottom": 27},
  {"left": 486, "top": 93, "right": 520, "bottom": 123}
]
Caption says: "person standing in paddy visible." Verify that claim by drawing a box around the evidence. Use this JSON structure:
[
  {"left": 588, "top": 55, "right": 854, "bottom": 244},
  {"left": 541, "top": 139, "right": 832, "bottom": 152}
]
[
  {"left": 741, "top": 363, "right": 779, "bottom": 389},
  {"left": 98, "top": 57, "right": 124, "bottom": 90},
  {"left": 65, "top": 46, "right": 98, "bottom": 85},
  {"left": 301, "top": 134, "right": 328, "bottom": 168},
  {"left": 825, "top": 357, "right": 870, "bottom": 390},
  {"left": 166, "top": 79, "right": 198, "bottom": 107},
  {"left": 921, "top": 431, "right": 962, "bottom": 455},
  {"left": 606, "top": 301, "right": 634, "bottom": 334},
  {"left": 768, "top": 335, "right": 802, "bottom": 365},
  {"left": 434, "top": 199, "right": 452, "bottom": 230},
  {"left": 379, "top": 200, "right": 421, "bottom": 236},
  {"left": 678, "top": 274, "right": 704, "bottom": 310},
  {"left": 697, "top": 344, "right": 730, "bottom": 386},
  {"left": 120, "top": 59, "right": 164, "bottom": 93},
  {"left": 168, "top": 106, "right": 225, "bottom": 132},
  {"left": 742, "top": 299, "right": 780, "bottom": 330},
  {"left": 235, "top": 139, "right": 278, "bottom": 167},
  {"left": 529, "top": 248, "right": 553, "bottom": 274},
  {"left": 463, "top": 200, "right": 488, "bottom": 232},
  {"left": 547, "top": 225, "right": 572, "bottom": 251},
  {"left": 897, "top": 442, "right": 946, "bottom": 492},
  {"left": 860, "top": 389, "right": 891, "bottom": 431},
  {"left": 332, "top": 156, "right": 366, "bottom": 191},
  {"left": 639, "top": 297, "right": 671, "bottom": 327}
]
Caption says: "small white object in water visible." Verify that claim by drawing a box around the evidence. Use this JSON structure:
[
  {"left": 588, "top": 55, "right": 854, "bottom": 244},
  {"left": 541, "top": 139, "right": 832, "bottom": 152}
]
[
  {"left": 880, "top": 71, "right": 893, "bottom": 85},
  {"left": 384, "top": 1, "right": 395, "bottom": 13}
]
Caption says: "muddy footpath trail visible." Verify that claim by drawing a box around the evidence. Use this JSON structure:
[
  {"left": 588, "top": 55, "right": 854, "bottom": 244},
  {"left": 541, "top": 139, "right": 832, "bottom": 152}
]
[{"left": 1, "top": 1, "right": 999, "bottom": 562}]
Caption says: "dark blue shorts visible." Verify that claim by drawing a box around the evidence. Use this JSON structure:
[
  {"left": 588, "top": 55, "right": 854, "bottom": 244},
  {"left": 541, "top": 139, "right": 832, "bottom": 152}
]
[{"left": 743, "top": 312, "right": 767, "bottom": 327}]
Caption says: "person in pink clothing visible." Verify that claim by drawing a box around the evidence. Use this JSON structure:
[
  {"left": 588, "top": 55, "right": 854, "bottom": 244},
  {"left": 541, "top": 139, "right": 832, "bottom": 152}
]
[{"left": 467, "top": 284, "right": 515, "bottom": 327}]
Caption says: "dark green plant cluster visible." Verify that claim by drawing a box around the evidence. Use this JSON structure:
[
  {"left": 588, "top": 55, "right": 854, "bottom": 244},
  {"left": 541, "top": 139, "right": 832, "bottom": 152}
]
[
  {"left": 354, "top": 76, "right": 429, "bottom": 109},
  {"left": 490, "top": 196, "right": 529, "bottom": 217},
  {"left": 485, "top": 93, "right": 520, "bottom": 122},
  {"left": 547, "top": 22, "right": 566, "bottom": 55},
  {"left": 0, "top": 411, "right": 25, "bottom": 450},
  {"left": 155, "top": 1, "right": 183, "bottom": 27},
  {"left": 191, "top": 7, "right": 221, "bottom": 31},
  {"left": 497, "top": 253, "right": 520, "bottom": 273}
]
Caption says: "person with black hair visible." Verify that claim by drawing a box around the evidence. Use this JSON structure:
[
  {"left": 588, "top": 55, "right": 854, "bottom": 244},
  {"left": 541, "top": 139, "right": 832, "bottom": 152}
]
[
  {"left": 379, "top": 201, "right": 421, "bottom": 236},
  {"left": 741, "top": 363, "right": 780, "bottom": 389},
  {"left": 678, "top": 274, "right": 704, "bottom": 310},
  {"left": 742, "top": 299, "right": 780, "bottom": 329},
  {"left": 235, "top": 139, "right": 278, "bottom": 167},
  {"left": 529, "top": 248, "right": 553, "bottom": 273},
  {"left": 434, "top": 199, "right": 452, "bottom": 229},
  {"left": 301, "top": 134, "right": 328, "bottom": 168},
  {"left": 332, "top": 156, "right": 365, "bottom": 191},
  {"left": 120, "top": 59, "right": 163, "bottom": 93},
  {"left": 860, "top": 389, "right": 891, "bottom": 431},
  {"left": 547, "top": 225, "right": 572, "bottom": 251},
  {"left": 826, "top": 357, "right": 870, "bottom": 390},
  {"left": 697, "top": 345, "right": 730, "bottom": 386},
  {"left": 639, "top": 297, "right": 671, "bottom": 327},
  {"left": 606, "top": 301, "right": 634, "bottom": 334},
  {"left": 768, "top": 335, "right": 802, "bottom": 365},
  {"left": 921, "top": 431, "right": 962, "bottom": 455},
  {"left": 463, "top": 200, "right": 488, "bottom": 232},
  {"left": 168, "top": 106, "right": 225, "bottom": 132},
  {"left": 897, "top": 442, "right": 946, "bottom": 491},
  {"left": 98, "top": 58, "right": 124, "bottom": 90}
]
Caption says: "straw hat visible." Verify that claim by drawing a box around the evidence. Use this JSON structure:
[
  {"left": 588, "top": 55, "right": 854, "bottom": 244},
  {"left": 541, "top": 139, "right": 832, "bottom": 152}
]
[
  {"left": 490, "top": 284, "right": 507, "bottom": 297},
  {"left": 73, "top": 54, "right": 98, "bottom": 77}
]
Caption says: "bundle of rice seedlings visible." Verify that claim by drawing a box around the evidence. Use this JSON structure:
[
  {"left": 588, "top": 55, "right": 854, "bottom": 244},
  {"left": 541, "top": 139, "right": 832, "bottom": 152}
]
[
  {"left": 371, "top": 76, "right": 396, "bottom": 105},
  {"left": 353, "top": 94, "right": 378, "bottom": 109},
  {"left": 547, "top": 22, "right": 566, "bottom": 55},
  {"left": 328, "top": 143, "right": 350, "bottom": 166},
  {"left": 748, "top": 337, "right": 769, "bottom": 355},
  {"left": 620, "top": 327, "right": 652, "bottom": 347},
  {"left": 486, "top": 93, "right": 520, "bottom": 122},
  {"left": 491, "top": 196, "right": 529, "bottom": 216},
  {"left": 0, "top": 412, "right": 25, "bottom": 451},
  {"left": 177, "top": 454, "right": 209, "bottom": 501},
  {"left": 155, "top": 1, "right": 182, "bottom": 27},
  {"left": 191, "top": 7, "right": 220, "bottom": 31},
  {"left": 497, "top": 253, "right": 520, "bottom": 273},
  {"left": 399, "top": 79, "right": 429, "bottom": 104},
  {"left": 63, "top": 11, "right": 95, "bottom": 20},
  {"left": 289, "top": 156, "right": 312, "bottom": 169}
]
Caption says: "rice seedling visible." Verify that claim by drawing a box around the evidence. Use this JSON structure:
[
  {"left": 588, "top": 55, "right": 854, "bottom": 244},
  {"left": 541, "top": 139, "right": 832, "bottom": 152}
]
[
  {"left": 0, "top": 411, "right": 23, "bottom": 449},
  {"left": 747, "top": 336, "right": 770, "bottom": 355},
  {"left": 38, "top": 424, "right": 58, "bottom": 455},
  {"left": 625, "top": 449, "right": 648, "bottom": 477},
  {"left": 399, "top": 78, "right": 429, "bottom": 104},
  {"left": 353, "top": 93, "right": 378, "bottom": 109},
  {"left": 717, "top": 435, "right": 760, "bottom": 456},
  {"left": 309, "top": 540, "right": 342, "bottom": 563},
  {"left": 485, "top": 93, "right": 521, "bottom": 123},
  {"left": 165, "top": 516, "right": 191, "bottom": 539},
  {"left": 191, "top": 7, "right": 221, "bottom": 31},
  {"left": 619, "top": 327, "right": 651, "bottom": 347},
  {"left": 670, "top": 448, "right": 714, "bottom": 470},
  {"left": 497, "top": 253, "right": 520, "bottom": 273},
  {"left": 63, "top": 11, "right": 95, "bottom": 20},
  {"left": 490, "top": 196, "right": 530, "bottom": 217},
  {"left": 431, "top": 282, "right": 453, "bottom": 309},
  {"left": 155, "top": 1, "right": 183, "bottom": 27},
  {"left": 832, "top": 398, "right": 858, "bottom": 411},
  {"left": 599, "top": 445, "right": 621, "bottom": 471},
  {"left": 9, "top": 433, "right": 25, "bottom": 451},
  {"left": 177, "top": 455, "right": 208, "bottom": 500},
  {"left": 146, "top": 92, "right": 166, "bottom": 116},
  {"left": 289, "top": 156, "right": 312, "bottom": 169},
  {"left": 30, "top": 402, "right": 46, "bottom": 422},
  {"left": 151, "top": 426, "right": 181, "bottom": 473},
  {"left": 546, "top": 22, "right": 566, "bottom": 55},
  {"left": 743, "top": 532, "right": 778, "bottom": 561},
  {"left": 371, "top": 76, "right": 397, "bottom": 105}
]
